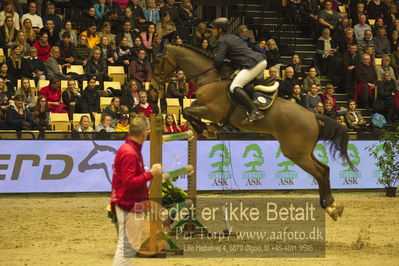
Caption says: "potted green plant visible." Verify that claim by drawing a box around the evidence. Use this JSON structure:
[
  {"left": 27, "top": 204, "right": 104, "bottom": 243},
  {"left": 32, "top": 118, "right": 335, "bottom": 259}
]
[{"left": 366, "top": 125, "right": 399, "bottom": 197}]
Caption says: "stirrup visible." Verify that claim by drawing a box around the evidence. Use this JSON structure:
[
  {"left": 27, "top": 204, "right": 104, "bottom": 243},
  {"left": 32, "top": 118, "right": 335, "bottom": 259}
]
[{"left": 242, "top": 111, "right": 264, "bottom": 125}]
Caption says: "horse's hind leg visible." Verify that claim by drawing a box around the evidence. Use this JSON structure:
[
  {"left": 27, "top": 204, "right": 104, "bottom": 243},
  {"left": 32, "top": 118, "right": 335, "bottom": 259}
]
[{"left": 182, "top": 106, "right": 208, "bottom": 134}]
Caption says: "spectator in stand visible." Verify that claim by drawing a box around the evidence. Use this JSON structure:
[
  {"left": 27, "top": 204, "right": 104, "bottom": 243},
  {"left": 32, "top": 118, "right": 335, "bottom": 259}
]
[
  {"left": 76, "top": 35, "right": 92, "bottom": 66},
  {"left": 15, "top": 77, "right": 35, "bottom": 108},
  {"left": 113, "top": 0, "right": 128, "bottom": 10},
  {"left": 81, "top": 22, "right": 100, "bottom": 48},
  {"left": 318, "top": 0, "right": 340, "bottom": 33},
  {"left": 21, "top": 18, "right": 35, "bottom": 45},
  {"left": 5, "top": 95, "right": 31, "bottom": 130},
  {"left": 0, "top": 63, "right": 12, "bottom": 90},
  {"left": 322, "top": 83, "right": 347, "bottom": 115},
  {"left": 104, "top": 96, "right": 123, "bottom": 127},
  {"left": 333, "top": 17, "right": 350, "bottom": 42},
  {"left": 367, "top": 0, "right": 389, "bottom": 22},
  {"left": 376, "top": 55, "right": 396, "bottom": 80},
  {"left": 387, "top": 3, "right": 398, "bottom": 30},
  {"left": 305, "top": 84, "right": 322, "bottom": 112},
  {"left": 33, "top": 31, "right": 51, "bottom": 62},
  {"left": 40, "top": 19, "right": 59, "bottom": 46},
  {"left": 179, "top": 0, "right": 200, "bottom": 27},
  {"left": 39, "top": 77, "right": 68, "bottom": 113},
  {"left": 130, "top": 49, "right": 152, "bottom": 83},
  {"left": 98, "top": 36, "right": 115, "bottom": 66},
  {"left": 115, "top": 113, "right": 130, "bottom": 132},
  {"left": 364, "top": 45, "right": 376, "bottom": 64},
  {"left": 141, "top": 23, "right": 156, "bottom": 52},
  {"left": 73, "top": 115, "right": 94, "bottom": 133},
  {"left": 355, "top": 53, "right": 377, "bottom": 108},
  {"left": 116, "top": 20, "right": 139, "bottom": 47},
  {"left": 390, "top": 18, "right": 399, "bottom": 34},
  {"left": 166, "top": 70, "right": 188, "bottom": 106},
  {"left": 298, "top": 0, "right": 319, "bottom": 38},
  {"left": 344, "top": 100, "right": 367, "bottom": 130},
  {"left": 291, "top": 84, "right": 306, "bottom": 107},
  {"left": 265, "top": 39, "right": 282, "bottom": 72},
  {"left": 237, "top": 25, "right": 253, "bottom": 48},
  {"left": 372, "top": 17, "right": 386, "bottom": 36},
  {"left": 160, "top": 0, "right": 182, "bottom": 26},
  {"left": 57, "top": 32, "right": 77, "bottom": 66},
  {"left": 94, "top": 0, "right": 109, "bottom": 20},
  {"left": 85, "top": 46, "right": 109, "bottom": 83},
  {"left": 80, "top": 7, "right": 98, "bottom": 32},
  {"left": 121, "top": 79, "right": 140, "bottom": 112},
  {"left": 115, "top": 36, "right": 133, "bottom": 72},
  {"left": 0, "top": 77, "right": 10, "bottom": 107},
  {"left": 152, "top": 34, "right": 164, "bottom": 56},
  {"left": 338, "top": 27, "right": 357, "bottom": 54},
  {"left": 131, "top": 36, "right": 145, "bottom": 59},
  {"left": 350, "top": 1, "right": 367, "bottom": 26},
  {"left": 122, "top": 7, "right": 139, "bottom": 32},
  {"left": 278, "top": 66, "right": 296, "bottom": 99},
  {"left": 80, "top": 76, "right": 100, "bottom": 120},
  {"left": 302, "top": 67, "right": 321, "bottom": 93},
  {"left": 163, "top": 113, "right": 182, "bottom": 133},
  {"left": 21, "top": 2, "right": 43, "bottom": 34},
  {"left": 127, "top": 0, "right": 147, "bottom": 26},
  {"left": 98, "top": 23, "right": 116, "bottom": 50},
  {"left": 145, "top": 0, "right": 160, "bottom": 25},
  {"left": 31, "top": 95, "right": 50, "bottom": 131},
  {"left": 377, "top": 71, "right": 398, "bottom": 122},
  {"left": 0, "top": 1, "right": 20, "bottom": 30},
  {"left": 314, "top": 101, "right": 324, "bottom": 114},
  {"left": 354, "top": 14, "right": 371, "bottom": 41},
  {"left": 374, "top": 28, "right": 391, "bottom": 56},
  {"left": 390, "top": 44, "right": 399, "bottom": 76},
  {"left": 252, "top": 40, "right": 267, "bottom": 59},
  {"left": 59, "top": 21, "right": 77, "bottom": 46},
  {"left": 200, "top": 38, "right": 211, "bottom": 52},
  {"left": 45, "top": 46, "right": 72, "bottom": 80},
  {"left": 14, "top": 31, "right": 31, "bottom": 57},
  {"left": 316, "top": 28, "right": 339, "bottom": 79},
  {"left": 62, "top": 79, "right": 81, "bottom": 119},
  {"left": 134, "top": 90, "right": 159, "bottom": 118},
  {"left": 42, "top": 3, "right": 62, "bottom": 32},
  {"left": 156, "top": 12, "right": 177, "bottom": 44},
  {"left": 389, "top": 30, "right": 399, "bottom": 51},
  {"left": 268, "top": 66, "right": 278, "bottom": 79},
  {"left": 191, "top": 22, "right": 216, "bottom": 49},
  {"left": 0, "top": 16, "right": 17, "bottom": 51},
  {"left": 323, "top": 100, "right": 338, "bottom": 119},
  {"left": 288, "top": 54, "right": 305, "bottom": 82},
  {"left": 343, "top": 44, "right": 361, "bottom": 97},
  {"left": 96, "top": 113, "right": 115, "bottom": 132},
  {"left": 7, "top": 45, "right": 27, "bottom": 88}
]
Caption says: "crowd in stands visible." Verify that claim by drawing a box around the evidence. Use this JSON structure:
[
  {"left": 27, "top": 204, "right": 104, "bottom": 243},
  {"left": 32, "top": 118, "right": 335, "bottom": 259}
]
[{"left": 0, "top": 0, "right": 397, "bottom": 137}]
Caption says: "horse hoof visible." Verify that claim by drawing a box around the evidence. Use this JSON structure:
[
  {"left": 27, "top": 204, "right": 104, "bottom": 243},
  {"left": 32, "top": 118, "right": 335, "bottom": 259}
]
[
  {"left": 325, "top": 207, "right": 338, "bottom": 221},
  {"left": 336, "top": 204, "right": 344, "bottom": 217}
]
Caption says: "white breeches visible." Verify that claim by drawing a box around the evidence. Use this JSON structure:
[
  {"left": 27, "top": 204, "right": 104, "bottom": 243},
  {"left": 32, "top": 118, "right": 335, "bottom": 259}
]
[{"left": 229, "top": 60, "right": 267, "bottom": 92}]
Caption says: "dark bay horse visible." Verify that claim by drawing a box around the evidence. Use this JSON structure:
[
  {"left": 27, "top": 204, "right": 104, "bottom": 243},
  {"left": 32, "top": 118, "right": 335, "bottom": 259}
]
[{"left": 153, "top": 44, "right": 355, "bottom": 221}]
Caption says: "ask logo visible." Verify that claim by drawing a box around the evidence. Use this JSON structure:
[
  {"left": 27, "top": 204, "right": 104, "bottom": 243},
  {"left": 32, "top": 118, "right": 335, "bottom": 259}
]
[
  {"left": 241, "top": 144, "right": 265, "bottom": 186},
  {"left": 275, "top": 147, "right": 297, "bottom": 186},
  {"left": 208, "top": 143, "right": 231, "bottom": 186}
]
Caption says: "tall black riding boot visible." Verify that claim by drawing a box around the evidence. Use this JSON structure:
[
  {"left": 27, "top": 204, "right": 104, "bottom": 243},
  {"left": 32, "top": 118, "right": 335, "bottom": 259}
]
[{"left": 232, "top": 87, "right": 264, "bottom": 124}]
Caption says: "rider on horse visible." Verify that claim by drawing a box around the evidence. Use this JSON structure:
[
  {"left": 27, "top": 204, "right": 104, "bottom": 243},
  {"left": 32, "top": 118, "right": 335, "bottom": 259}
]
[{"left": 211, "top": 17, "right": 267, "bottom": 124}]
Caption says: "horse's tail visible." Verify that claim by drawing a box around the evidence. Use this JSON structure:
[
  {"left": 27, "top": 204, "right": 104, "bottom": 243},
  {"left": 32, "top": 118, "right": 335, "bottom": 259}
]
[{"left": 315, "top": 114, "right": 356, "bottom": 171}]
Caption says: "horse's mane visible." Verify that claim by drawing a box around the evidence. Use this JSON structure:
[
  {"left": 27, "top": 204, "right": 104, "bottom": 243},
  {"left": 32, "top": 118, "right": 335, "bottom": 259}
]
[{"left": 167, "top": 43, "right": 215, "bottom": 60}]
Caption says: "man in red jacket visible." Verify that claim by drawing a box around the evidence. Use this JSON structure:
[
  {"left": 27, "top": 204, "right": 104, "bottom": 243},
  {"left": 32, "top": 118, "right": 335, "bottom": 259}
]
[{"left": 111, "top": 115, "right": 162, "bottom": 265}]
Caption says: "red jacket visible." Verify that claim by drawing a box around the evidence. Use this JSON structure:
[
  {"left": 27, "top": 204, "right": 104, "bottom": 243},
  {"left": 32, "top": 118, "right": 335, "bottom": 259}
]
[
  {"left": 33, "top": 41, "right": 51, "bottom": 62},
  {"left": 110, "top": 137, "right": 153, "bottom": 212}
]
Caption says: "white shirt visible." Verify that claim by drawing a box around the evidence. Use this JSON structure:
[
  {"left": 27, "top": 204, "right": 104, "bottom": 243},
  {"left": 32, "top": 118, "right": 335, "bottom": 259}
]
[
  {"left": 0, "top": 11, "right": 20, "bottom": 30},
  {"left": 21, "top": 13, "right": 43, "bottom": 29}
]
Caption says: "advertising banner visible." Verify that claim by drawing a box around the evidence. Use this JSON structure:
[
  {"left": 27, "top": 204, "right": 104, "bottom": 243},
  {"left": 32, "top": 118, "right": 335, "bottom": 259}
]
[{"left": 0, "top": 140, "right": 384, "bottom": 193}]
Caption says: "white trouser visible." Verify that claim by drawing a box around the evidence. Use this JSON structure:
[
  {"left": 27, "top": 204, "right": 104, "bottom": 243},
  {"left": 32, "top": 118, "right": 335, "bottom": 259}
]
[
  {"left": 230, "top": 60, "right": 267, "bottom": 92},
  {"left": 112, "top": 205, "right": 145, "bottom": 266}
]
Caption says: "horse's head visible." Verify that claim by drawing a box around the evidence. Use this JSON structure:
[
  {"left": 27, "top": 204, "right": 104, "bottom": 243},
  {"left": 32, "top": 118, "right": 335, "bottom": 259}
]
[{"left": 152, "top": 45, "right": 179, "bottom": 84}]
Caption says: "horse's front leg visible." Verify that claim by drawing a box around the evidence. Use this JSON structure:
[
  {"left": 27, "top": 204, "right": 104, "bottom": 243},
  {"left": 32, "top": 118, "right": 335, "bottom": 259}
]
[{"left": 183, "top": 106, "right": 219, "bottom": 138}]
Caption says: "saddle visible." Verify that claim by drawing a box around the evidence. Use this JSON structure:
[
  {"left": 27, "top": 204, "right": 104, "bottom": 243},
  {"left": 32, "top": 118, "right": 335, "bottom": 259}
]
[{"left": 228, "top": 75, "right": 279, "bottom": 110}]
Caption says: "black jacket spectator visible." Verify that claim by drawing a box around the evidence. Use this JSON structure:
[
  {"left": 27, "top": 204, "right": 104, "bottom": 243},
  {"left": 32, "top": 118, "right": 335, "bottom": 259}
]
[
  {"left": 160, "top": 3, "right": 183, "bottom": 25},
  {"left": 25, "top": 56, "right": 46, "bottom": 79},
  {"left": 278, "top": 77, "right": 296, "bottom": 99},
  {"left": 121, "top": 89, "right": 137, "bottom": 112},
  {"left": 367, "top": 0, "right": 389, "bottom": 20},
  {"left": 40, "top": 27, "right": 60, "bottom": 46},
  {"left": 265, "top": 49, "right": 281, "bottom": 69},
  {"left": 56, "top": 41, "right": 77, "bottom": 65},
  {"left": 0, "top": 25, "right": 17, "bottom": 50},
  {"left": 5, "top": 99, "right": 31, "bottom": 130},
  {"left": 80, "top": 86, "right": 100, "bottom": 114},
  {"left": 85, "top": 59, "right": 108, "bottom": 82},
  {"left": 6, "top": 56, "right": 28, "bottom": 85},
  {"left": 127, "top": 2, "right": 146, "bottom": 24}
]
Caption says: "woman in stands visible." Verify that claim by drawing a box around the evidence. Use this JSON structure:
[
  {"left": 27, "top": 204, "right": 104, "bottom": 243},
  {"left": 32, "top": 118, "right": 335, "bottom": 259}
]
[
  {"left": 156, "top": 12, "right": 177, "bottom": 44},
  {"left": 376, "top": 71, "right": 397, "bottom": 122},
  {"left": 76, "top": 35, "right": 92, "bottom": 67},
  {"left": 305, "top": 84, "right": 322, "bottom": 112},
  {"left": 94, "top": 0, "right": 109, "bottom": 20},
  {"left": 59, "top": 21, "right": 77, "bottom": 45},
  {"left": 163, "top": 113, "right": 182, "bottom": 133},
  {"left": 316, "top": 28, "right": 339, "bottom": 79},
  {"left": 0, "top": 1, "right": 20, "bottom": 30},
  {"left": 0, "top": 63, "right": 12, "bottom": 91},
  {"left": 104, "top": 96, "right": 123, "bottom": 128},
  {"left": 62, "top": 79, "right": 81, "bottom": 120},
  {"left": 85, "top": 46, "right": 109, "bottom": 83},
  {"left": 322, "top": 83, "right": 347, "bottom": 115},
  {"left": 74, "top": 115, "right": 94, "bottom": 135},
  {"left": 121, "top": 79, "right": 140, "bottom": 112},
  {"left": 31, "top": 95, "right": 50, "bottom": 130},
  {"left": 376, "top": 55, "right": 396, "bottom": 81},
  {"left": 288, "top": 54, "right": 305, "bottom": 81},
  {"left": 200, "top": 38, "right": 210, "bottom": 52},
  {"left": 15, "top": 77, "right": 35, "bottom": 108},
  {"left": 45, "top": 46, "right": 73, "bottom": 80},
  {"left": 5, "top": 95, "right": 31, "bottom": 130},
  {"left": 302, "top": 67, "right": 321, "bottom": 93},
  {"left": 13, "top": 31, "right": 31, "bottom": 57},
  {"left": 81, "top": 76, "right": 100, "bottom": 120},
  {"left": 252, "top": 40, "right": 267, "bottom": 59},
  {"left": 0, "top": 77, "right": 10, "bottom": 109},
  {"left": 141, "top": 23, "right": 156, "bottom": 54},
  {"left": 291, "top": 84, "right": 306, "bottom": 108},
  {"left": 98, "top": 22, "right": 116, "bottom": 49},
  {"left": 114, "top": 36, "right": 133, "bottom": 73},
  {"left": 38, "top": 77, "right": 68, "bottom": 113},
  {"left": 265, "top": 39, "right": 283, "bottom": 72},
  {"left": 6, "top": 45, "right": 27, "bottom": 91},
  {"left": 115, "top": 113, "right": 130, "bottom": 132},
  {"left": 0, "top": 16, "right": 17, "bottom": 51},
  {"left": 318, "top": 0, "right": 340, "bottom": 32},
  {"left": 33, "top": 32, "right": 51, "bottom": 62},
  {"left": 21, "top": 18, "right": 35, "bottom": 45}
]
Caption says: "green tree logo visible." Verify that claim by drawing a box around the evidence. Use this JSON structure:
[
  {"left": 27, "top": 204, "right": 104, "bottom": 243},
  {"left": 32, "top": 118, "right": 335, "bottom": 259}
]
[
  {"left": 209, "top": 144, "right": 231, "bottom": 173},
  {"left": 243, "top": 144, "right": 264, "bottom": 172},
  {"left": 372, "top": 144, "right": 384, "bottom": 180},
  {"left": 340, "top": 144, "right": 361, "bottom": 179},
  {"left": 275, "top": 147, "right": 297, "bottom": 179}
]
